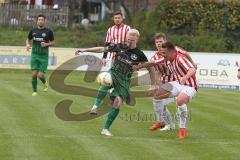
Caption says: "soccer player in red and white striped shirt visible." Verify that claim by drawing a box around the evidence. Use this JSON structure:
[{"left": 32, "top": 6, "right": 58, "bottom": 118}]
[
  {"left": 133, "top": 41, "right": 197, "bottom": 139},
  {"left": 154, "top": 42, "right": 197, "bottom": 139},
  {"left": 149, "top": 33, "right": 196, "bottom": 131},
  {"left": 102, "top": 11, "right": 131, "bottom": 64}
]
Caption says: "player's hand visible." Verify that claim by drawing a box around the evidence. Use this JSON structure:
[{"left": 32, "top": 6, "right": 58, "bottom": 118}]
[
  {"left": 40, "top": 42, "right": 49, "bottom": 48},
  {"left": 132, "top": 64, "right": 142, "bottom": 71},
  {"left": 179, "top": 76, "right": 187, "bottom": 85},
  {"left": 75, "top": 50, "right": 80, "bottom": 56},
  {"left": 237, "top": 70, "right": 240, "bottom": 79},
  {"left": 75, "top": 49, "right": 84, "bottom": 56},
  {"left": 132, "top": 65, "right": 139, "bottom": 71},
  {"left": 101, "top": 58, "right": 107, "bottom": 66},
  {"left": 26, "top": 44, "right": 31, "bottom": 51}
]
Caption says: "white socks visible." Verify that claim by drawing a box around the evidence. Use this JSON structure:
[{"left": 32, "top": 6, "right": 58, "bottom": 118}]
[
  {"left": 163, "top": 108, "right": 175, "bottom": 129},
  {"left": 153, "top": 99, "right": 165, "bottom": 123},
  {"left": 177, "top": 104, "right": 188, "bottom": 128}
]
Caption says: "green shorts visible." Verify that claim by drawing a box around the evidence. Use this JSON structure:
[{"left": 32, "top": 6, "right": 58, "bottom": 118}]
[
  {"left": 31, "top": 55, "right": 48, "bottom": 73},
  {"left": 109, "top": 71, "right": 130, "bottom": 101}
]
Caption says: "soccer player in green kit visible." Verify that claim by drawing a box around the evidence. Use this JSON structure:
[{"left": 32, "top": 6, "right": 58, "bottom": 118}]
[
  {"left": 75, "top": 29, "right": 156, "bottom": 136},
  {"left": 26, "top": 14, "right": 55, "bottom": 96}
]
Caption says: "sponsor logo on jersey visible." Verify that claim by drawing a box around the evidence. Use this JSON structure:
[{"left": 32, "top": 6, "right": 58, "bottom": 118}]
[
  {"left": 131, "top": 54, "right": 137, "bottom": 60},
  {"left": 42, "top": 33, "right": 46, "bottom": 37},
  {"left": 33, "top": 37, "right": 44, "bottom": 41}
]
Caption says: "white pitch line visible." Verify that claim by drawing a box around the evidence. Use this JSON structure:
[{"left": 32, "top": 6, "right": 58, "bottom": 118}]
[{"left": 1, "top": 133, "right": 240, "bottom": 145}]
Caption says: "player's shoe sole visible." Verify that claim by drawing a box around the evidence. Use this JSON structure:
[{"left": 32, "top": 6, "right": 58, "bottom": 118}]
[
  {"left": 179, "top": 128, "right": 187, "bottom": 139},
  {"left": 32, "top": 92, "right": 38, "bottom": 96}
]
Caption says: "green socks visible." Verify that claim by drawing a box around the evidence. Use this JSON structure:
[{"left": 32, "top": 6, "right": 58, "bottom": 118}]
[
  {"left": 94, "top": 85, "right": 109, "bottom": 107},
  {"left": 32, "top": 76, "right": 37, "bottom": 92},
  {"left": 39, "top": 76, "right": 46, "bottom": 84},
  {"left": 104, "top": 107, "right": 120, "bottom": 129}
]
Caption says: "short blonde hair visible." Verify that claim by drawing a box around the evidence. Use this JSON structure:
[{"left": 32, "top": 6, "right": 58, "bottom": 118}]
[{"left": 127, "top": 28, "right": 140, "bottom": 37}]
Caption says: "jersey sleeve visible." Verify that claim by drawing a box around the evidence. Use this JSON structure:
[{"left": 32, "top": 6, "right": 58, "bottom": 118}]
[
  {"left": 126, "top": 25, "right": 131, "bottom": 31},
  {"left": 178, "top": 55, "right": 194, "bottom": 71},
  {"left": 154, "top": 57, "right": 165, "bottom": 64},
  {"left": 107, "top": 44, "right": 119, "bottom": 52},
  {"left": 48, "top": 30, "right": 54, "bottom": 41},
  {"left": 27, "top": 29, "right": 33, "bottom": 40},
  {"left": 140, "top": 51, "right": 148, "bottom": 62},
  {"left": 102, "top": 42, "right": 111, "bottom": 59},
  {"left": 105, "top": 28, "right": 111, "bottom": 43}
]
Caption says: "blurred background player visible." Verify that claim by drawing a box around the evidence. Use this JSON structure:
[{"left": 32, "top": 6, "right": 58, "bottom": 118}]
[
  {"left": 90, "top": 11, "right": 131, "bottom": 114},
  {"left": 76, "top": 29, "right": 155, "bottom": 136},
  {"left": 149, "top": 33, "right": 196, "bottom": 131},
  {"left": 26, "top": 14, "right": 55, "bottom": 96}
]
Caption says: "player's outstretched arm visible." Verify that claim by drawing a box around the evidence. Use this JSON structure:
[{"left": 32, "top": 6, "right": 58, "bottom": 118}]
[
  {"left": 75, "top": 47, "right": 107, "bottom": 55},
  {"left": 132, "top": 61, "right": 157, "bottom": 71}
]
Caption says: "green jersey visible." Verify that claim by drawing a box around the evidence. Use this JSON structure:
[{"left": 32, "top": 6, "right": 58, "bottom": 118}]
[
  {"left": 28, "top": 27, "right": 54, "bottom": 57},
  {"left": 107, "top": 44, "right": 148, "bottom": 100}
]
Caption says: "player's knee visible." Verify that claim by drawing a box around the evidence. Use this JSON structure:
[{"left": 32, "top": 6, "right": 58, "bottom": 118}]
[
  {"left": 176, "top": 95, "right": 189, "bottom": 106},
  {"left": 38, "top": 72, "right": 44, "bottom": 78},
  {"left": 113, "top": 96, "right": 122, "bottom": 107},
  {"left": 32, "top": 71, "right": 38, "bottom": 77},
  {"left": 154, "top": 88, "right": 171, "bottom": 100}
]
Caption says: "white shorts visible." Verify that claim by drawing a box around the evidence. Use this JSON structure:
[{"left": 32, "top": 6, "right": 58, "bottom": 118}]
[
  {"left": 168, "top": 81, "right": 197, "bottom": 100},
  {"left": 154, "top": 97, "right": 175, "bottom": 106}
]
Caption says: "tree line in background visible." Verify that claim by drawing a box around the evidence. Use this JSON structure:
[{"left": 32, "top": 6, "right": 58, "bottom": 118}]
[
  {"left": 0, "top": 0, "right": 240, "bottom": 53},
  {"left": 134, "top": 0, "right": 240, "bottom": 52}
]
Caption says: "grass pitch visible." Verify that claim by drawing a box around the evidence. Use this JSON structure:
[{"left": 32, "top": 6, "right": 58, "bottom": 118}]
[{"left": 0, "top": 69, "right": 240, "bottom": 160}]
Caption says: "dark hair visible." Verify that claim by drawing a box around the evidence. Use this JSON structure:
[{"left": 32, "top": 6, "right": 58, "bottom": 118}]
[
  {"left": 37, "top": 14, "right": 46, "bottom": 20},
  {"left": 161, "top": 41, "right": 175, "bottom": 50},
  {"left": 154, "top": 32, "right": 167, "bottom": 40},
  {"left": 113, "top": 11, "right": 123, "bottom": 16}
]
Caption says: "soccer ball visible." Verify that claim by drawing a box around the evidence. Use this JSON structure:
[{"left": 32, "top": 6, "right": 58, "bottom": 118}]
[{"left": 97, "top": 72, "right": 113, "bottom": 86}]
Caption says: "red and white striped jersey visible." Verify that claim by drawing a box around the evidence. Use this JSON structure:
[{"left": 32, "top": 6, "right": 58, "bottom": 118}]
[
  {"left": 105, "top": 24, "right": 131, "bottom": 60},
  {"left": 167, "top": 52, "right": 198, "bottom": 91},
  {"left": 151, "top": 51, "right": 175, "bottom": 83},
  {"left": 175, "top": 45, "right": 188, "bottom": 55}
]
